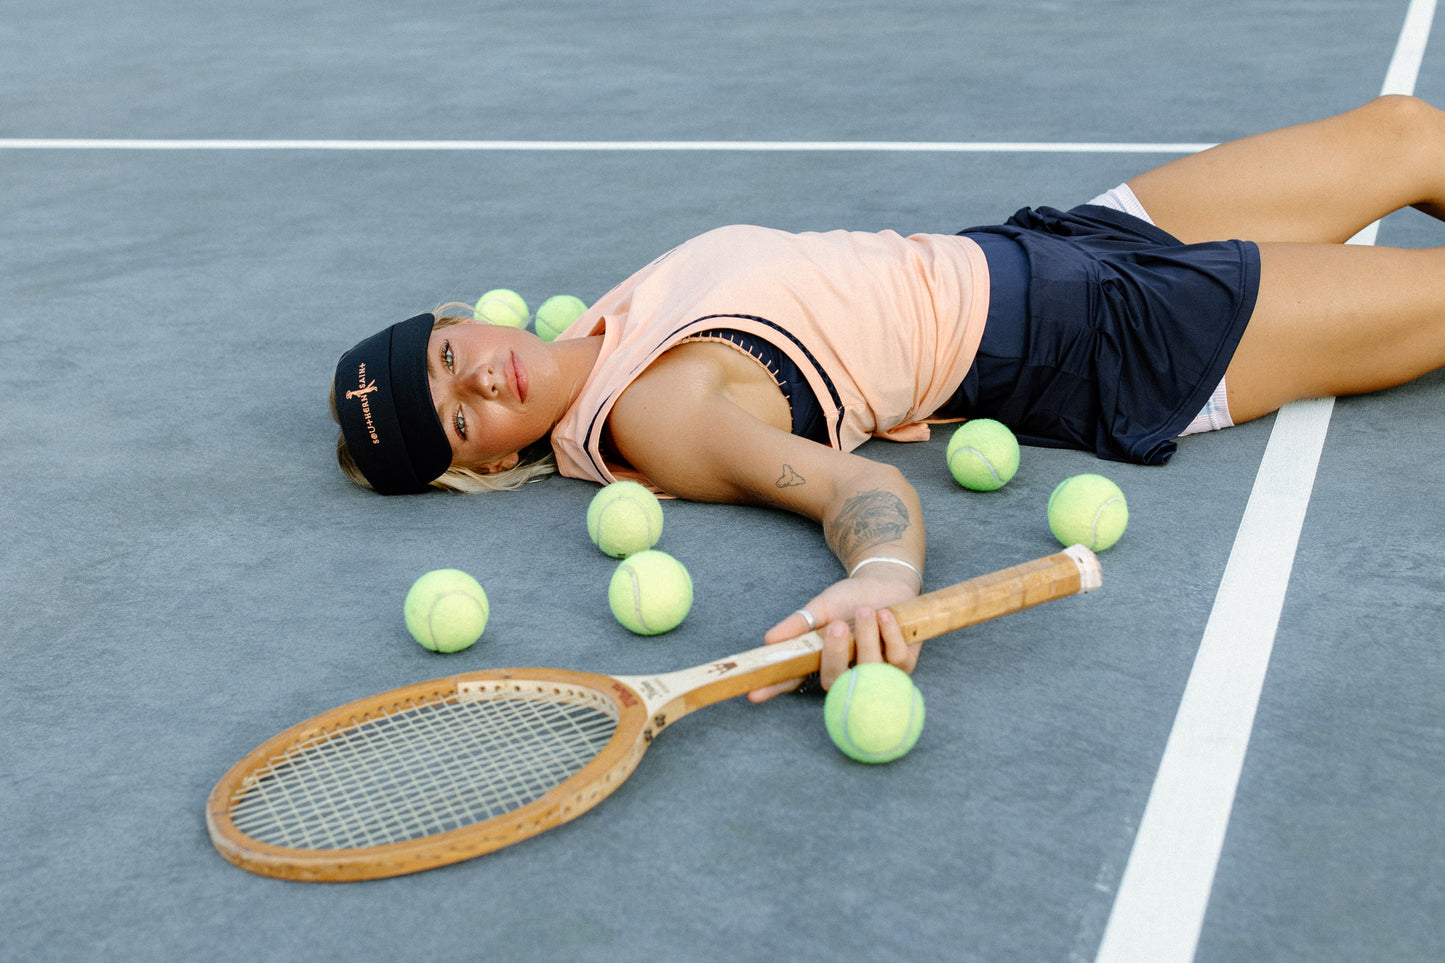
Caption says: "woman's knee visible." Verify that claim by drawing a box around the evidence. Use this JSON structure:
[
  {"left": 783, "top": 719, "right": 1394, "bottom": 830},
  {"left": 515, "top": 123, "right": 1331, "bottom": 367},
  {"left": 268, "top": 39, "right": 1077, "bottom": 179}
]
[
  {"left": 1347, "top": 95, "right": 1445, "bottom": 217},
  {"left": 1360, "top": 94, "right": 1445, "bottom": 160},
  {"left": 1364, "top": 93, "right": 1440, "bottom": 122}
]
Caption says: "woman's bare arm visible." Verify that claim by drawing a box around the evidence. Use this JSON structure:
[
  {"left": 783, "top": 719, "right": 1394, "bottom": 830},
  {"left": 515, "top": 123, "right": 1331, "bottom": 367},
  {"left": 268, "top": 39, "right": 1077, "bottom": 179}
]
[{"left": 608, "top": 343, "right": 924, "bottom": 692}]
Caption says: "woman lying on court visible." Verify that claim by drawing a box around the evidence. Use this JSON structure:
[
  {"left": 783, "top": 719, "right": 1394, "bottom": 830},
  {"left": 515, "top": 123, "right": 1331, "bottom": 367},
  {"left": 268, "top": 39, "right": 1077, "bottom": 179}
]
[{"left": 331, "top": 95, "right": 1445, "bottom": 699}]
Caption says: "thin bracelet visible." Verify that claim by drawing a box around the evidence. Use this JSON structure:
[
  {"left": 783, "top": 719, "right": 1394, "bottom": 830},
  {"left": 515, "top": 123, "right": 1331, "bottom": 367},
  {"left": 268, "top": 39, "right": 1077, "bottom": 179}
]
[{"left": 848, "top": 556, "right": 923, "bottom": 581}]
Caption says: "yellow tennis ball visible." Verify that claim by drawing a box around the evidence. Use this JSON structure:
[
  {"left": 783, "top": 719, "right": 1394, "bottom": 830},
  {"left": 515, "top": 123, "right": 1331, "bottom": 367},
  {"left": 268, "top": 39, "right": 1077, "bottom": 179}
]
[
  {"left": 534, "top": 294, "right": 588, "bottom": 341},
  {"left": 403, "top": 569, "right": 489, "bottom": 653},
  {"left": 608, "top": 550, "right": 693, "bottom": 635},
  {"left": 1047, "top": 473, "right": 1129, "bottom": 551},
  {"left": 823, "top": 663, "right": 925, "bottom": 763},
  {"left": 946, "top": 418, "right": 1019, "bottom": 491},
  {"left": 586, "top": 480, "right": 664, "bottom": 558},
  {"left": 472, "top": 288, "right": 530, "bottom": 327}
]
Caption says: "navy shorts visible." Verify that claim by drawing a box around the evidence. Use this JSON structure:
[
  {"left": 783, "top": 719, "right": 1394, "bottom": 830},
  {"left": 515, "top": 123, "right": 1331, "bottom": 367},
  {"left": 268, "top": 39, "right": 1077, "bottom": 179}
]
[{"left": 942, "top": 204, "right": 1260, "bottom": 465}]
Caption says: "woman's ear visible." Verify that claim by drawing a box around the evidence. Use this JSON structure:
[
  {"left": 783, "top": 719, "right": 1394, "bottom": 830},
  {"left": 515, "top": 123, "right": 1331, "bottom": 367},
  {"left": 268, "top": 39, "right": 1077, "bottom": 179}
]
[{"left": 478, "top": 453, "right": 521, "bottom": 475}]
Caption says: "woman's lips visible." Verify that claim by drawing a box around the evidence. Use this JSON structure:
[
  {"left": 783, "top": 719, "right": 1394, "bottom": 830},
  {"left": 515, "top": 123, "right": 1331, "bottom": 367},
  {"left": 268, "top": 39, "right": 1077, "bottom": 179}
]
[{"left": 511, "top": 352, "right": 528, "bottom": 403}]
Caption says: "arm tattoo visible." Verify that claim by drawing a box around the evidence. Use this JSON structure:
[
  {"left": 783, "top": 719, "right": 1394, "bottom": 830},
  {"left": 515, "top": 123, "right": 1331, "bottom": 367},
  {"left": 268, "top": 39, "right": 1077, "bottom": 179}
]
[
  {"left": 827, "top": 489, "right": 910, "bottom": 558},
  {"left": 776, "top": 464, "right": 806, "bottom": 488}
]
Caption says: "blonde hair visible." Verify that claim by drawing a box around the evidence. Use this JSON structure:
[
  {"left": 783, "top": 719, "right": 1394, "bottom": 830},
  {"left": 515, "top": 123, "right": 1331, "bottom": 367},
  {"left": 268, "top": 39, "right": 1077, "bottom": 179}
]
[{"left": 329, "top": 303, "right": 560, "bottom": 494}]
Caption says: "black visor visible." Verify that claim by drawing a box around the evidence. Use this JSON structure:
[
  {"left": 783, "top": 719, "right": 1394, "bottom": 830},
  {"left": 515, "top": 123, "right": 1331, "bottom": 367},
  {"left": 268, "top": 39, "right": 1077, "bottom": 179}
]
[{"left": 333, "top": 313, "right": 452, "bottom": 495}]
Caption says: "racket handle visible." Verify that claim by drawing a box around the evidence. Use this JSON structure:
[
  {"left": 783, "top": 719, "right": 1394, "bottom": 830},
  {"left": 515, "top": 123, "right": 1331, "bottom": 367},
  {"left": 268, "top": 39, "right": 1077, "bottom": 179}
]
[
  {"left": 889, "top": 545, "right": 1101, "bottom": 644},
  {"left": 648, "top": 547, "right": 1100, "bottom": 721}
]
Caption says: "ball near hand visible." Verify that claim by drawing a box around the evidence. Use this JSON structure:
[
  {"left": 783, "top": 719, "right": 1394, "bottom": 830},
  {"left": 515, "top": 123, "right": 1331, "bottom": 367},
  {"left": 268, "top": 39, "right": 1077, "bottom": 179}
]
[
  {"left": 609, "top": 550, "right": 693, "bottom": 635},
  {"left": 473, "top": 288, "right": 530, "bottom": 327},
  {"left": 534, "top": 294, "right": 588, "bottom": 341},
  {"left": 587, "top": 480, "right": 664, "bottom": 558},
  {"left": 1048, "top": 473, "right": 1129, "bottom": 551},
  {"left": 824, "top": 663, "right": 925, "bottom": 763},
  {"left": 946, "top": 418, "right": 1020, "bottom": 491},
  {"left": 404, "top": 569, "right": 490, "bottom": 653}
]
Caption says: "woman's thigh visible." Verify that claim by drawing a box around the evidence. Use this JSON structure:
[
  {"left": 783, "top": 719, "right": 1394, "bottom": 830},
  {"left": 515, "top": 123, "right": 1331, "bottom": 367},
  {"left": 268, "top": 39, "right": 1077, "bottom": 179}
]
[
  {"left": 1225, "top": 242, "right": 1445, "bottom": 422},
  {"left": 1128, "top": 96, "right": 1445, "bottom": 245}
]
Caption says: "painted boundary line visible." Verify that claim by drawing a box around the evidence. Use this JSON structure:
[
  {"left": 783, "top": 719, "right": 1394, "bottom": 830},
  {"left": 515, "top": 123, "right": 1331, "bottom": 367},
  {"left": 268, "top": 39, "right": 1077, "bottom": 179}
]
[
  {"left": 1094, "top": 1, "right": 1436, "bottom": 961},
  {"left": 0, "top": 138, "right": 1211, "bottom": 154}
]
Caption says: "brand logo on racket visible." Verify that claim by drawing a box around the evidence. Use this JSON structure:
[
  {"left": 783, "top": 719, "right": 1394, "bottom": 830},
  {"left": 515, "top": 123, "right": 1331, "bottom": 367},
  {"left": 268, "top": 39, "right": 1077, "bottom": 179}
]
[{"left": 609, "top": 682, "right": 638, "bottom": 708}]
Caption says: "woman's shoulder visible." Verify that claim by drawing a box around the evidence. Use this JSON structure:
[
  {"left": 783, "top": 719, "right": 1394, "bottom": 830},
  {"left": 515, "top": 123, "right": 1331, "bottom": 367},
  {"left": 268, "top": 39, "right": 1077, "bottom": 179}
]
[
  {"left": 621, "top": 339, "right": 790, "bottom": 433},
  {"left": 607, "top": 341, "right": 822, "bottom": 506}
]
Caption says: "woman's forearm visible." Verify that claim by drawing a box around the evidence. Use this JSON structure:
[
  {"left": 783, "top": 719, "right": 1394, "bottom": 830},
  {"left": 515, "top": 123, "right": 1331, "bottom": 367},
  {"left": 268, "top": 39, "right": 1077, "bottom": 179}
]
[{"left": 821, "top": 466, "right": 926, "bottom": 590}]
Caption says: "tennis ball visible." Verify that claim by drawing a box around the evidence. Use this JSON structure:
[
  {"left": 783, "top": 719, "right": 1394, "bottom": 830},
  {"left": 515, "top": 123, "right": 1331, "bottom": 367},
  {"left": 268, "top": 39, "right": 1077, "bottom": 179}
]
[
  {"left": 824, "top": 663, "right": 925, "bottom": 764},
  {"left": 403, "top": 569, "right": 490, "bottom": 653},
  {"left": 946, "top": 418, "right": 1019, "bottom": 491},
  {"left": 587, "top": 480, "right": 664, "bottom": 558},
  {"left": 1047, "top": 473, "right": 1129, "bottom": 551},
  {"left": 473, "top": 288, "right": 530, "bottom": 327},
  {"left": 608, "top": 550, "right": 693, "bottom": 635},
  {"left": 534, "top": 294, "right": 588, "bottom": 341}
]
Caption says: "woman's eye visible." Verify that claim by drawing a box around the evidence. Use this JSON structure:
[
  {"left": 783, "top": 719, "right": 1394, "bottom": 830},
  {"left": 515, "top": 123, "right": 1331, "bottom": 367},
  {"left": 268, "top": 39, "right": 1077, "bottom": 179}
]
[
  {"left": 441, "top": 341, "right": 455, "bottom": 372},
  {"left": 453, "top": 408, "right": 467, "bottom": 440}
]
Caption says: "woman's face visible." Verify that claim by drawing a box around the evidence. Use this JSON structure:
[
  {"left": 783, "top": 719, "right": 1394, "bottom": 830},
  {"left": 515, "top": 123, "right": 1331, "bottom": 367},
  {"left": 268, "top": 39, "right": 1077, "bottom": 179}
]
[{"left": 425, "top": 321, "right": 559, "bottom": 473}]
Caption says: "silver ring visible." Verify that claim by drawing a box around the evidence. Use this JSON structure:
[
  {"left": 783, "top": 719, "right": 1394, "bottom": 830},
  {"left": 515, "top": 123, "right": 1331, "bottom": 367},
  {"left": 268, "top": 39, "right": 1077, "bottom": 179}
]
[{"left": 793, "top": 608, "right": 816, "bottom": 630}]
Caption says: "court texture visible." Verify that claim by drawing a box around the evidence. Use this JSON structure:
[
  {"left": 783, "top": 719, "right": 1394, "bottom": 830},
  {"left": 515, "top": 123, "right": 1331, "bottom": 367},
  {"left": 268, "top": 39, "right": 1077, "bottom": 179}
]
[{"left": 3, "top": 1, "right": 1442, "bottom": 960}]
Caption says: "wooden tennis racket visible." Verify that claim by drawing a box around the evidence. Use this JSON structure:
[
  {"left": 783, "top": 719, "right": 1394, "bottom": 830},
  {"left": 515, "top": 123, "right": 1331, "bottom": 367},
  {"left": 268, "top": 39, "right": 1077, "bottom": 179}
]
[{"left": 207, "top": 545, "right": 1101, "bottom": 881}]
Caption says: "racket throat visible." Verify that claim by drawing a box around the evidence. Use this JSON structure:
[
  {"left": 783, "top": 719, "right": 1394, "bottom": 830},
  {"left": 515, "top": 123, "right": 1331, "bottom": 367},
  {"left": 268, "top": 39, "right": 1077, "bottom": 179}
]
[{"left": 618, "top": 632, "right": 828, "bottom": 729}]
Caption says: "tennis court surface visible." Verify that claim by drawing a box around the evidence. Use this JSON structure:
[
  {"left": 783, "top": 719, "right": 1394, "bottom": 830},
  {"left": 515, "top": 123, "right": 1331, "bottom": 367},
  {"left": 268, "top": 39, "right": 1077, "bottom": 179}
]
[{"left": 3, "top": 2, "right": 1441, "bottom": 960}]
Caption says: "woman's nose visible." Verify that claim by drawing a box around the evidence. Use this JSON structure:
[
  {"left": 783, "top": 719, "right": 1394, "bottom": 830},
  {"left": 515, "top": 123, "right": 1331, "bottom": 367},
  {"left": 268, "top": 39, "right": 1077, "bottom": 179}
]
[{"left": 460, "top": 363, "right": 498, "bottom": 398}]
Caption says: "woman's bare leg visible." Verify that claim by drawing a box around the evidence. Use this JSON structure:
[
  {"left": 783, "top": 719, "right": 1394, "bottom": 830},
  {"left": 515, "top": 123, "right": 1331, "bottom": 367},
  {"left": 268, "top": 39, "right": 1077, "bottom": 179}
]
[
  {"left": 1127, "top": 96, "right": 1445, "bottom": 245},
  {"left": 1226, "top": 243, "right": 1445, "bottom": 422}
]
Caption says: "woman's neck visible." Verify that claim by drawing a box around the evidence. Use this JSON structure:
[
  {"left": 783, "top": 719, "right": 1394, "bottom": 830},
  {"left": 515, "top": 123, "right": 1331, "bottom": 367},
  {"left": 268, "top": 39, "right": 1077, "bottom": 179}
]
[{"left": 549, "top": 334, "right": 605, "bottom": 421}]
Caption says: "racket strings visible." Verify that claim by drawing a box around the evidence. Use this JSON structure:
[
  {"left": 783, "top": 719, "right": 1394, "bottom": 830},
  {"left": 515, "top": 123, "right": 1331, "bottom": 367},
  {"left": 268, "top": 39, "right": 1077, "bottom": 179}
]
[{"left": 227, "top": 692, "right": 618, "bottom": 850}]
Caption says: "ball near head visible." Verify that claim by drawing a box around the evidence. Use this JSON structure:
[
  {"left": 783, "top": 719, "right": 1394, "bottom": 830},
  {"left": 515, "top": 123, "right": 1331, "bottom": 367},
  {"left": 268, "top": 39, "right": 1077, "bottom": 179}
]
[
  {"left": 946, "top": 419, "right": 1019, "bottom": 491},
  {"left": 473, "top": 288, "right": 530, "bottom": 327},
  {"left": 824, "top": 663, "right": 925, "bottom": 763},
  {"left": 608, "top": 550, "right": 693, "bottom": 635},
  {"left": 404, "top": 569, "right": 490, "bottom": 653},
  {"left": 587, "top": 480, "right": 664, "bottom": 558},
  {"left": 1047, "top": 473, "right": 1129, "bottom": 551},
  {"left": 534, "top": 294, "right": 588, "bottom": 341}
]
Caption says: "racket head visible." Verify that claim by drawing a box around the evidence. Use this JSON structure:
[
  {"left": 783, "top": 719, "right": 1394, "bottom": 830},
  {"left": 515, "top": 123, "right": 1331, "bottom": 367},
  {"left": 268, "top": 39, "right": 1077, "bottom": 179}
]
[{"left": 206, "top": 668, "right": 651, "bottom": 882}]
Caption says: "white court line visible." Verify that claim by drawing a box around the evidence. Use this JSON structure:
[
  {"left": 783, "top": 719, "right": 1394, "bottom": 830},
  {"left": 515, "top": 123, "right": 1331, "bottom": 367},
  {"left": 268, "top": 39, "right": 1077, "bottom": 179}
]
[
  {"left": 1094, "top": 1, "right": 1435, "bottom": 961},
  {"left": 0, "top": 137, "right": 1211, "bottom": 154}
]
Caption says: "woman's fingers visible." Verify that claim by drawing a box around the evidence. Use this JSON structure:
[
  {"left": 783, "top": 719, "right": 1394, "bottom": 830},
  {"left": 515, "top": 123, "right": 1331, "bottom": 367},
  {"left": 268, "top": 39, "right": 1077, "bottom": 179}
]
[
  {"left": 820, "top": 610, "right": 867, "bottom": 690},
  {"left": 763, "top": 606, "right": 824, "bottom": 645},
  {"left": 752, "top": 587, "right": 922, "bottom": 702},
  {"left": 878, "top": 607, "right": 920, "bottom": 674}
]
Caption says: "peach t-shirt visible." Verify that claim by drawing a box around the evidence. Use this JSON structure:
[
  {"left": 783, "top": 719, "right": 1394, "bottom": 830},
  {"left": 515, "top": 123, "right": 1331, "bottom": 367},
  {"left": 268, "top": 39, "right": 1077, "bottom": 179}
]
[{"left": 551, "top": 225, "right": 991, "bottom": 487}]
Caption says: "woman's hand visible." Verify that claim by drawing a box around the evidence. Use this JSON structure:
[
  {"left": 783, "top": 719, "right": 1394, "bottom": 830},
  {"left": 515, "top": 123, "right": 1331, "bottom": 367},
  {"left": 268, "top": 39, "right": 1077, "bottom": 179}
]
[{"left": 747, "top": 573, "right": 922, "bottom": 703}]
